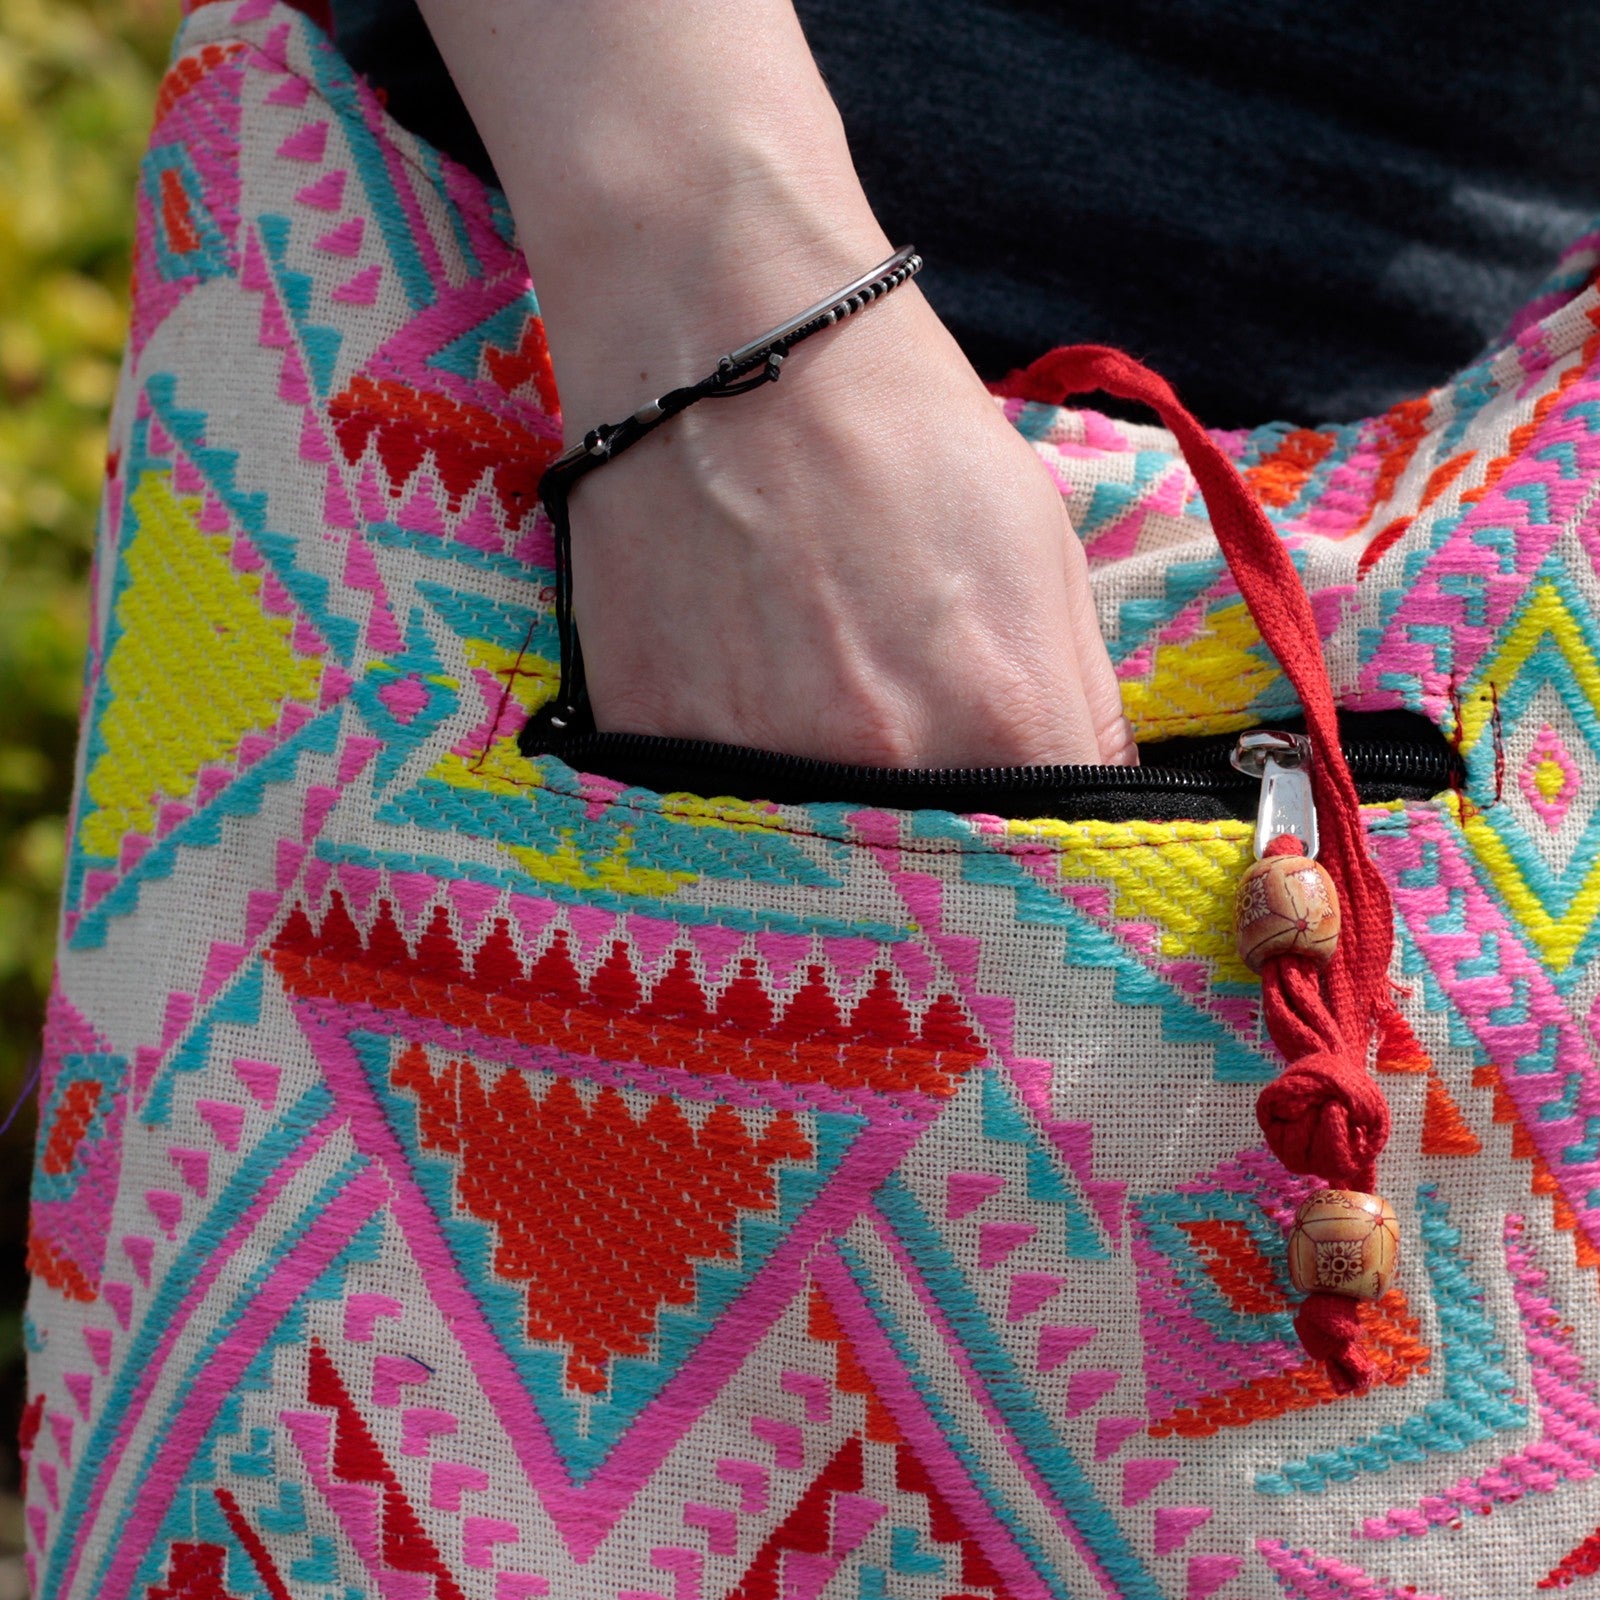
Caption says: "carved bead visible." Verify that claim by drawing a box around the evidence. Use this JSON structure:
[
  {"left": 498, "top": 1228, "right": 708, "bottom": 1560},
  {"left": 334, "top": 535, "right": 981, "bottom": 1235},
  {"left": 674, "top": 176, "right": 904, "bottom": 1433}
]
[
  {"left": 1287, "top": 1189, "right": 1399, "bottom": 1299},
  {"left": 1234, "top": 854, "right": 1340, "bottom": 973}
]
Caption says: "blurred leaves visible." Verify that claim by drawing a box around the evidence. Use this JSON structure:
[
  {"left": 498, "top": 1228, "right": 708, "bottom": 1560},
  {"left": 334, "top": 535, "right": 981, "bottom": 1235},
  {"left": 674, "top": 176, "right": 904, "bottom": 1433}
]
[
  {"left": 0, "top": 3, "right": 176, "bottom": 1511},
  {"left": 0, "top": 0, "right": 179, "bottom": 1091}
]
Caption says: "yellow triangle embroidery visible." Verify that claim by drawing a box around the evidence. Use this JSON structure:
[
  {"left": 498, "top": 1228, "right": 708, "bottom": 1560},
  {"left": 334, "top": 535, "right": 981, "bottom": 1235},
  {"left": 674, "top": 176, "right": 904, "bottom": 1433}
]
[
  {"left": 79, "top": 469, "right": 323, "bottom": 860},
  {"left": 1120, "top": 598, "right": 1284, "bottom": 742}
]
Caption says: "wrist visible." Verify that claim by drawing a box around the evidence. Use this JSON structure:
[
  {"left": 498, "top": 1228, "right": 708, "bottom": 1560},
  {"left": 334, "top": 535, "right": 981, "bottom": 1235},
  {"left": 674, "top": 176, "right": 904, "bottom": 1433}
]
[
  {"left": 413, "top": 3, "right": 894, "bottom": 419},
  {"left": 525, "top": 160, "right": 894, "bottom": 428}
]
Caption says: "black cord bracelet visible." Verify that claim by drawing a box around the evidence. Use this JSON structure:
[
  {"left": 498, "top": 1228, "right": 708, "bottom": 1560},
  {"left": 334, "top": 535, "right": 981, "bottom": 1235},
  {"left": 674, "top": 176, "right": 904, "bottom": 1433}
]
[{"left": 518, "top": 244, "right": 924, "bottom": 756}]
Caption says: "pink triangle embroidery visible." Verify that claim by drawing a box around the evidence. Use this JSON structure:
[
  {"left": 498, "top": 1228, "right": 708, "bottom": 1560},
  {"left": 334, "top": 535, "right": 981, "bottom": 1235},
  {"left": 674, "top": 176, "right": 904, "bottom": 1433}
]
[
  {"left": 331, "top": 264, "right": 382, "bottom": 306},
  {"left": 314, "top": 216, "right": 365, "bottom": 257},
  {"left": 295, "top": 169, "right": 347, "bottom": 211},
  {"left": 276, "top": 121, "right": 329, "bottom": 164}
]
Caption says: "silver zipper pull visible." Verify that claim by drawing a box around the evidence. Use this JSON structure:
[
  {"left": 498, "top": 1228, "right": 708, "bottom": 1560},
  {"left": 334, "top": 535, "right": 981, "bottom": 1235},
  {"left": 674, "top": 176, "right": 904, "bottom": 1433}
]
[{"left": 1231, "top": 730, "right": 1318, "bottom": 860}]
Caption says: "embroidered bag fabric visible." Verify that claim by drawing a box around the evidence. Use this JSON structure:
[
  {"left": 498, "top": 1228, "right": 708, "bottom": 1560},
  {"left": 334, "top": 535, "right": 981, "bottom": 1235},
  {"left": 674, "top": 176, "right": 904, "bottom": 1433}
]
[{"left": 25, "top": 3, "right": 1600, "bottom": 1595}]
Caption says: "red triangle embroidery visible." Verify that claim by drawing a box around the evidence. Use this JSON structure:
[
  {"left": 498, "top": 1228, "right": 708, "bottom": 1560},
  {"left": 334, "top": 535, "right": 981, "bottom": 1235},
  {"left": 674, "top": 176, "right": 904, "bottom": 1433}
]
[{"left": 391, "top": 1046, "right": 813, "bottom": 1395}]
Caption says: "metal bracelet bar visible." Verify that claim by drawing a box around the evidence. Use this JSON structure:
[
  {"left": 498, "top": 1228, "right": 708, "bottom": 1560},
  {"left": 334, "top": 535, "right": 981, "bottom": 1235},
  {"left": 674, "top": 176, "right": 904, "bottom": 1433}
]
[
  {"left": 544, "top": 246, "right": 922, "bottom": 481},
  {"left": 721, "top": 244, "right": 922, "bottom": 369}
]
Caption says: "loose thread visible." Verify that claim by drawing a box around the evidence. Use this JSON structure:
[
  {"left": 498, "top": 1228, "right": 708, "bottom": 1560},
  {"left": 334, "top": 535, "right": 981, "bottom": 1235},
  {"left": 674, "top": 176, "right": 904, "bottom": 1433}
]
[{"left": 0, "top": 1055, "right": 43, "bottom": 1141}]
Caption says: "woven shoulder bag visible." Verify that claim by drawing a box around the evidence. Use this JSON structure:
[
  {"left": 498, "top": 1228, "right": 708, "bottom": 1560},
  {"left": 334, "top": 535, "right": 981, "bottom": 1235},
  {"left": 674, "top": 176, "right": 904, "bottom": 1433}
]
[{"left": 25, "top": 4, "right": 1600, "bottom": 1596}]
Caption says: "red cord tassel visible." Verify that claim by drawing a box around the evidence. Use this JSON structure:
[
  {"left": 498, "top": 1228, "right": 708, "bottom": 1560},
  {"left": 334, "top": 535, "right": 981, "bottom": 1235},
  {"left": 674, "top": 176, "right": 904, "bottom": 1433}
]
[
  {"left": 1252, "top": 834, "right": 1390, "bottom": 1391},
  {"left": 998, "top": 349, "right": 1398, "bottom": 1392}
]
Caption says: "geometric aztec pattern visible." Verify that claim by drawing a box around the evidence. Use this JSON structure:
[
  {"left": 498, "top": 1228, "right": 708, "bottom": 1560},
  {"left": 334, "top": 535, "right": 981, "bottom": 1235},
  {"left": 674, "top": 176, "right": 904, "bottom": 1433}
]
[{"left": 24, "top": 1, "right": 1600, "bottom": 1595}]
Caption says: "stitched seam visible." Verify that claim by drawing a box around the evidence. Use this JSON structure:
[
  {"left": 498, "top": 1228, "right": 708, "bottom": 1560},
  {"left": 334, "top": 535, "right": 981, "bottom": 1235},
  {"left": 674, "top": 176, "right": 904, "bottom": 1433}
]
[{"left": 518, "top": 775, "right": 1442, "bottom": 856}]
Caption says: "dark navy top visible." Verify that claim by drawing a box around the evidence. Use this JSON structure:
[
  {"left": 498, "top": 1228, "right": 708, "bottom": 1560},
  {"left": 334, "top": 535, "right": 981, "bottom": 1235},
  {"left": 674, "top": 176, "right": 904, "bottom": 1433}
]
[{"left": 329, "top": 0, "right": 1600, "bottom": 426}]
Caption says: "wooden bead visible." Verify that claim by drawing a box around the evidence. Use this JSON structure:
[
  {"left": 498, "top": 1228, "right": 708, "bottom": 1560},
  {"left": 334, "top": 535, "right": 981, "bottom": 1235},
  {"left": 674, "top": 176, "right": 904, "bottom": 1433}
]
[
  {"left": 1287, "top": 1189, "right": 1399, "bottom": 1299},
  {"left": 1234, "top": 854, "right": 1340, "bottom": 973}
]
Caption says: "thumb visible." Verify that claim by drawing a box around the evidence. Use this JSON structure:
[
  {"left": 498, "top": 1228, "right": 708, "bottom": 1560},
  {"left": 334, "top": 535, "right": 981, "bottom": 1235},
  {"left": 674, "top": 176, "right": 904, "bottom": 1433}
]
[{"left": 1060, "top": 504, "right": 1137, "bottom": 765}]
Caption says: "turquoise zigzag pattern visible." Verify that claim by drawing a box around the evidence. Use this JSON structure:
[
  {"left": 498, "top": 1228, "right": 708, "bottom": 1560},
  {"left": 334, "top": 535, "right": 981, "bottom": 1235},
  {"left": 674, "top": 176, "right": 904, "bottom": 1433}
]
[
  {"left": 914, "top": 812, "right": 1273, "bottom": 1083},
  {"left": 1254, "top": 1185, "right": 1526, "bottom": 1496}
]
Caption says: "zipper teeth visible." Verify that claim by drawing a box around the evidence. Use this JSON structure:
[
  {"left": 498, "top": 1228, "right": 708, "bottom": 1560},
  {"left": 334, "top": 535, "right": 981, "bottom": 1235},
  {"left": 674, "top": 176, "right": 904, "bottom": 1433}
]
[
  {"left": 552, "top": 734, "right": 1236, "bottom": 791},
  {"left": 1346, "top": 743, "right": 1460, "bottom": 778},
  {"left": 546, "top": 733, "right": 1462, "bottom": 795}
]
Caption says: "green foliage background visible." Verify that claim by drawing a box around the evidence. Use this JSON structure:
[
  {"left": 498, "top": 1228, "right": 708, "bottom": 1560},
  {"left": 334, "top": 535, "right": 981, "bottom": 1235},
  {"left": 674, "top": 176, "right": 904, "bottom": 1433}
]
[{"left": 0, "top": 0, "right": 180, "bottom": 1488}]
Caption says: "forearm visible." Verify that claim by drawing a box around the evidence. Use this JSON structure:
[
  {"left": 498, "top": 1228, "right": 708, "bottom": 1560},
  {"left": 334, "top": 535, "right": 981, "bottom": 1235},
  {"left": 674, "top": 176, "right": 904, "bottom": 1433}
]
[
  {"left": 412, "top": 1, "right": 892, "bottom": 422},
  {"left": 412, "top": 2, "right": 1132, "bottom": 767}
]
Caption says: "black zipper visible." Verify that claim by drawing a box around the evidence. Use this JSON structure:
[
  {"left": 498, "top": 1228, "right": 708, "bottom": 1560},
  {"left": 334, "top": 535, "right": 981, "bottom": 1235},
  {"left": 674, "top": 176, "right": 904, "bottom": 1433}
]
[{"left": 531, "top": 709, "right": 1462, "bottom": 822}]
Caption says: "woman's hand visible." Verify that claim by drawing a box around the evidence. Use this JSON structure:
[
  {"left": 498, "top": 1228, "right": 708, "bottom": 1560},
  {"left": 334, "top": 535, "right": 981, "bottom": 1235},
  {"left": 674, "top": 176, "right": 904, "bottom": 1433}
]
[
  {"left": 416, "top": 0, "right": 1134, "bottom": 766},
  {"left": 566, "top": 276, "right": 1132, "bottom": 766}
]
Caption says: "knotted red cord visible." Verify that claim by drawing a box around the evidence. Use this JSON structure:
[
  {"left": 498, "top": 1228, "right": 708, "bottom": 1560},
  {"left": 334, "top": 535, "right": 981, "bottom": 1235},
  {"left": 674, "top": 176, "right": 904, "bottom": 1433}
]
[{"left": 997, "top": 346, "right": 1395, "bottom": 1391}]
